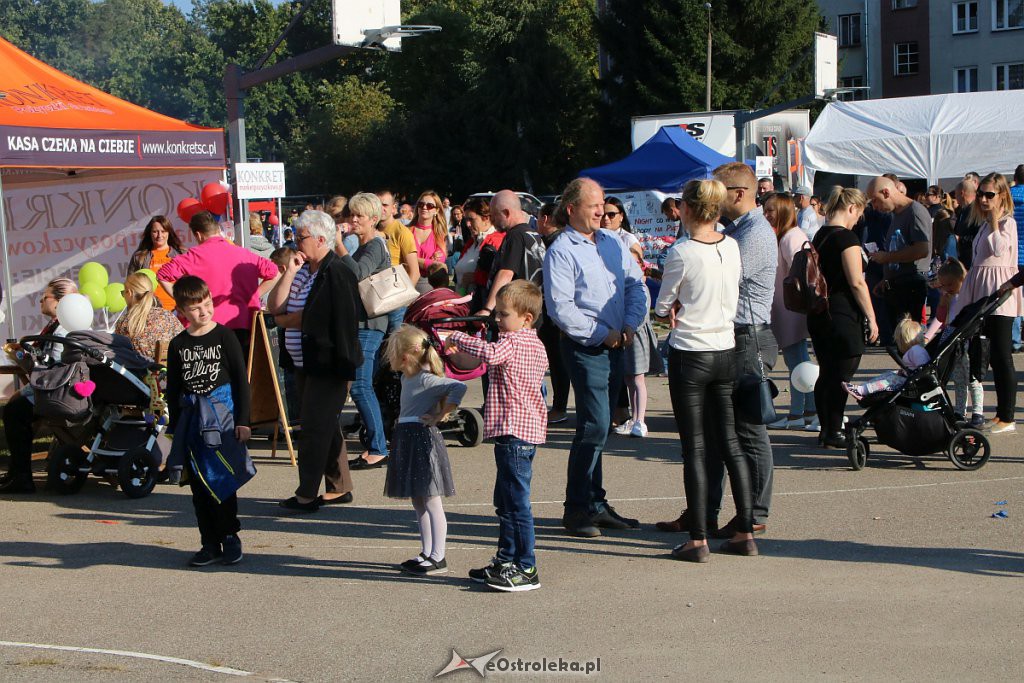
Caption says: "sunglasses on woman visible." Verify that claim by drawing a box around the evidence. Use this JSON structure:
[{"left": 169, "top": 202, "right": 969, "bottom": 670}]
[
  {"left": 603, "top": 211, "right": 619, "bottom": 218},
  {"left": 417, "top": 201, "right": 437, "bottom": 210},
  {"left": 977, "top": 191, "right": 997, "bottom": 200}
]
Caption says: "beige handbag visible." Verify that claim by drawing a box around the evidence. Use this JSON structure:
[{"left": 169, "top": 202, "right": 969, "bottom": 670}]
[{"left": 358, "top": 265, "right": 420, "bottom": 317}]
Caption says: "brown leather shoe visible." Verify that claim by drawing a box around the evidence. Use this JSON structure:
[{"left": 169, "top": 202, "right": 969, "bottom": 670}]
[
  {"left": 670, "top": 543, "right": 710, "bottom": 563},
  {"left": 718, "top": 538, "right": 759, "bottom": 556},
  {"left": 655, "top": 510, "right": 690, "bottom": 532},
  {"left": 709, "top": 517, "right": 766, "bottom": 539}
]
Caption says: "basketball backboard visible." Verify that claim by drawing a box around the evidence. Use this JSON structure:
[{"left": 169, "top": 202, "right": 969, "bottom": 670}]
[
  {"left": 333, "top": 0, "right": 402, "bottom": 51},
  {"left": 814, "top": 32, "right": 838, "bottom": 98}
]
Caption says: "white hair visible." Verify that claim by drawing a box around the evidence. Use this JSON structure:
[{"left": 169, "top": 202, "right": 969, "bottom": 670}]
[{"left": 293, "top": 210, "right": 336, "bottom": 248}]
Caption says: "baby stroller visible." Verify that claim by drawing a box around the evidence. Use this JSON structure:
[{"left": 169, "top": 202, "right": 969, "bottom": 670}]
[
  {"left": 843, "top": 292, "right": 1008, "bottom": 471},
  {"left": 356, "top": 289, "right": 491, "bottom": 449},
  {"left": 17, "top": 330, "right": 168, "bottom": 498}
]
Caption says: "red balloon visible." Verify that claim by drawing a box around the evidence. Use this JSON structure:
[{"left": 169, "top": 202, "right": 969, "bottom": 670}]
[
  {"left": 200, "top": 182, "right": 231, "bottom": 215},
  {"left": 269, "top": 215, "right": 280, "bottom": 226},
  {"left": 176, "top": 197, "right": 204, "bottom": 224}
]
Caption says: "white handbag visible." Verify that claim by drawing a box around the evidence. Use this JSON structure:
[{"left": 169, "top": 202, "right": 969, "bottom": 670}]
[{"left": 357, "top": 265, "right": 420, "bottom": 317}]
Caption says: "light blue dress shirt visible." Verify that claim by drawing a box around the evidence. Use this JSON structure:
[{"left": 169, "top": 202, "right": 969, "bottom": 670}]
[{"left": 543, "top": 226, "right": 647, "bottom": 347}]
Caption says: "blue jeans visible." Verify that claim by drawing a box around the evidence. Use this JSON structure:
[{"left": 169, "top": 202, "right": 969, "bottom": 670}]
[
  {"left": 493, "top": 435, "right": 537, "bottom": 569},
  {"left": 351, "top": 329, "right": 387, "bottom": 456},
  {"left": 781, "top": 341, "right": 816, "bottom": 417},
  {"left": 1012, "top": 316, "right": 1022, "bottom": 350},
  {"left": 386, "top": 307, "right": 407, "bottom": 336},
  {"left": 561, "top": 338, "right": 623, "bottom": 515}
]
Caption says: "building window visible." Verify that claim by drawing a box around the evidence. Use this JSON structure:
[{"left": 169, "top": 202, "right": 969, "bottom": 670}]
[
  {"left": 993, "top": 0, "right": 1024, "bottom": 30},
  {"left": 838, "top": 75, "right": 866, "bottom": 100},
  {"left": 838, "top": 13, "right": 862, "bottom": 46},
  {"left": 894, "top": 42, "right": 919, "bottom": 76},
  {"left": 892, "top": 0, "right": 918, "bottom": 8},
  {"left": 954, "top": 67, "right": 979, "bottom": 92},
  {"left": 994, "top": 62, "right": 1024, "bottom": 89},
  {"left": 953, "top": 2, "right": 979, "bottom": 32}
]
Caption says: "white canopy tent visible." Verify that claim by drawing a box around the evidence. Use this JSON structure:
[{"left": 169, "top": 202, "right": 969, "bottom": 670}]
[{"left": 803, "top": 91, "right": 1024, "bottom": 183}]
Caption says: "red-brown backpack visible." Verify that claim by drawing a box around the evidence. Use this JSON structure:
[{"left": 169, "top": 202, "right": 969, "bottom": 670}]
[{"left": 782, "top": 231, "right": 835, "bottom": 315}]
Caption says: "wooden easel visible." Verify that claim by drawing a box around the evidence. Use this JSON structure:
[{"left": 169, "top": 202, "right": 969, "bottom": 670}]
[{"left": 247, "top": 311, "right": 296, "bottom": 466}]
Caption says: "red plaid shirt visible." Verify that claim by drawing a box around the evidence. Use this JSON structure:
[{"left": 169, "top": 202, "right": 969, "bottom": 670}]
[{"left": 450, "top": 327, "right": 548, "bottom": 445}]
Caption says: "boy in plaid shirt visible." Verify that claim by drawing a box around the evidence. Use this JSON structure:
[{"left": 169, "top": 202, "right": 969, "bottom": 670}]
[{"left": 447, "top": 280, "right": 548, "bottom": 592}]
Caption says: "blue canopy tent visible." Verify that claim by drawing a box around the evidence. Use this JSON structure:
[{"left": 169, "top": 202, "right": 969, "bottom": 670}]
[{"left": 580, "top": 125, "right": 736, "bottom": 191}]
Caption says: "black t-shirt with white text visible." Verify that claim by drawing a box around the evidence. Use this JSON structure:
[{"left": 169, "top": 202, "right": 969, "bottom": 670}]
[{"left": 165, "top": 323, "right": 250, "bottom": 429}]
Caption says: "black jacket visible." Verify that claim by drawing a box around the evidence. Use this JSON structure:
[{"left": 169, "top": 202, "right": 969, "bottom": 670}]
[{"left": 301, "top": 250, "right": 363, "bottom": 379}]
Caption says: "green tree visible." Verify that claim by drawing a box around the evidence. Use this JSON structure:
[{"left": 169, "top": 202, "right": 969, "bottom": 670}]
[{"left": 596, "top": 0, "right": 823, "bottom": 155}]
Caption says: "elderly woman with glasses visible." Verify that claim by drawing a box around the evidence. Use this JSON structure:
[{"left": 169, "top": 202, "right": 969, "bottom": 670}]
[
  {"left": 410, "top": 190, "right": 448, "bottom": 293},
  {"left": 269, "top": 210, "right": 363, "bottom": 511}
]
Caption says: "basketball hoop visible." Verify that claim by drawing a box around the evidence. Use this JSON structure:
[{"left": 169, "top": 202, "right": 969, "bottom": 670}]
[{"left": 360, "top": 24, "right": 441, "bottom": 48}]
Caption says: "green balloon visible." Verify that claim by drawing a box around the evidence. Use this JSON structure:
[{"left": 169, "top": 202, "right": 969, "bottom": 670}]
[
  {"left": 80, "top": 282, "right": 106, "bottom": 310},
  {"left": 79, "top": 262, "right": 109, "bottom": 288},
  {"left": 105, "top": 283, "right": 126, "bottom": 313},
  {"left": 137, "top": 268, "right": 158, "bottom": 289}
]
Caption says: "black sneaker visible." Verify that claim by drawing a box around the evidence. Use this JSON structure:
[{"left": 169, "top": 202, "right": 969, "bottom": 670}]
[
  {"left": 0, "top": 472, "right": 35, "bottom": 494},
  {"left": 188, "top": 545, "right": 223, "bottom": 567},
  {"left": 403, "top": 557, "right": 448, "bottom": 576},
  {"left": 591, "top": 505, "right": 640, "bottom": 530},
  {"left": 485, "top": 563, "right": 541, "bottom": 592},
  {"left": 222, "top": 535, "right": 243, "bottom": 565},
  {"left": 468, "top": 558, "right": 509, "bottom": 583}
]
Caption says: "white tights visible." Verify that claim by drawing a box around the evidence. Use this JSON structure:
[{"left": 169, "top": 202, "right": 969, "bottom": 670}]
[{"left": 411, "top": 495, "right": 447, "bottom": 561}]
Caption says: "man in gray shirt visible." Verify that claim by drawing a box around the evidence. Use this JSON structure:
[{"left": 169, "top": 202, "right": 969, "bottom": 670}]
[
  {"left": 867, "top": 176, "right": 931, "bottom": 330},
  {"left": 656, "top": 162, "right": 777, "bottom": 538}
]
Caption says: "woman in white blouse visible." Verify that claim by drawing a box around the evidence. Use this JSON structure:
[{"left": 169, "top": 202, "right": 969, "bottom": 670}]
[{"left": 654, "top": 179, "right": 756, "bottom": 563}]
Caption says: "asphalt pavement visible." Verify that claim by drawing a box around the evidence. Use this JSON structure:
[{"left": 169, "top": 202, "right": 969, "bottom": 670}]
[{"left": 1, "top": 347, "right": 1022, "bottom": 681}]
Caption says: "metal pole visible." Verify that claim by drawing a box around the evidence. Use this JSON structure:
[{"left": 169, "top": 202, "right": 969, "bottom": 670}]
[
  {"left": 705, "top": 3, "right": 712, "bottom": 111},
  {"left": 225, "top": 63, "right": 248, "bottom": 248},
  {"left": 0, "top": 175, "right": 18, "bottom": 341}
]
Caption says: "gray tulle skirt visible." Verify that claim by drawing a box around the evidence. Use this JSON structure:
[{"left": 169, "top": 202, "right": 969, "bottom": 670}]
[
  {"left": 383, "top": 422, "right": 455, "bottom": 498},
  {"left": 626, "top": 319, "right": 664, "bottom": 376}
]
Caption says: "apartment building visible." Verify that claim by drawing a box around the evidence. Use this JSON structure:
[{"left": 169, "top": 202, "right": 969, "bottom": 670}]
[{"left": 818, "top": 0, "right": 1023, "bottom": 98}]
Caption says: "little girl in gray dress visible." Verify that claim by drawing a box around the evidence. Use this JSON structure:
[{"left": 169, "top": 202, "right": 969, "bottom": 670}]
[{"left": 383, "top": 325, "right": 467, "bottom": 576}]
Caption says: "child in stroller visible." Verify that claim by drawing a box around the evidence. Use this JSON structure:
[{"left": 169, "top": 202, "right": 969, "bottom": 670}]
[
  {"left": 842, "top": 291, "right": 1009, "bottom": 472},
  {"left": 843, "top": 317, "right": 929, "bottom": 400},
  {"left": 15, "top": 330, "right": 169, "bottom": 498}
]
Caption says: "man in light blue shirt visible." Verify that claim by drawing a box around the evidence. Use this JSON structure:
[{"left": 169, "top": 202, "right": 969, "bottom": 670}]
[{"left": 544, "top": 177, "right": 647, "bottom": 537}]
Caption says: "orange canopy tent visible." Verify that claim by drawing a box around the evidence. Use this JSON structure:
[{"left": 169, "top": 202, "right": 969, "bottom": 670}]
[{"left": 0, "top": 36, "right": 226, "bottom": 340}]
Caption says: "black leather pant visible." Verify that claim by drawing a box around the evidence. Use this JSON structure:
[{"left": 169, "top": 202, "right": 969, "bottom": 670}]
[{"left": 667, "top": 348, "right": 753, "bottom": 541}]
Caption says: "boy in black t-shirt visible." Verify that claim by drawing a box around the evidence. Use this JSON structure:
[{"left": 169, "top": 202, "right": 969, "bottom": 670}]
[{"left": 165, "top": 276, "right": 253, "bottom": 567}]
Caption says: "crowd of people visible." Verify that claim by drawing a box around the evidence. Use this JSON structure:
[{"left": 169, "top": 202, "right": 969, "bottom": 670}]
[{"left": 2, "top": 162, "right": 1023, "bottom": 589}]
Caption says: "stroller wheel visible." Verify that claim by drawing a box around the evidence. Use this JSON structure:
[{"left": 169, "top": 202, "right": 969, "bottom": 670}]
[
  {"left": 947, "top": 429, "right": 991, "bottom": 471},
  {"left": 847, "top": 437, "right": 869, "bottom": 471},
  {"left": 46, "top": 444, "right": 89, "bottom": 494},
  {"left": 117, "top": 447, "right": 157, "bottom": 499},
  {"left": 455, "top": 408, "right": 484, "bottom": 447}
]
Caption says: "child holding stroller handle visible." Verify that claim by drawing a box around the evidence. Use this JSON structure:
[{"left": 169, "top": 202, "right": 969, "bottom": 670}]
[
  {"left": 926, "top": 259, "right": 984, "bottom": 424},
  {"left": 165, "top": 276, "right": 254, "bottom": 568},
  {"left": 447, "top": 280, "right": 549, "bottom": 592},
  {"left": 844, "top": 317, "right": 930, "bottom": 401}
]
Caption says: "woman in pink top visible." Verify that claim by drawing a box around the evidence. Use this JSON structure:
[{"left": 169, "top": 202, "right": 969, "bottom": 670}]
[
  {"left": 411, "top": 190, "right": 448, "bottom": 293},
  {"left": 765, "top": 193, "right": 818, "bottom": 432},
  {"left": 955, "top": 173, "right": 1022, "bottom": 433}
]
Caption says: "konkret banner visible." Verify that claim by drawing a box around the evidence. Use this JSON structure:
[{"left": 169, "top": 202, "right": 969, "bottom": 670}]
[{"left": 1, "top": 126, "right": 224, "bottom": 169}]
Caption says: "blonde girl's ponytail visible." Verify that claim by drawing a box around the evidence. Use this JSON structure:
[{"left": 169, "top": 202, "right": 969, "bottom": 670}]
[
  {"left": 123, "top": 272, "right": 156, "bottom": 340},
  {"left": 386, "top": 324, "right": 444, "bottom": 377}
]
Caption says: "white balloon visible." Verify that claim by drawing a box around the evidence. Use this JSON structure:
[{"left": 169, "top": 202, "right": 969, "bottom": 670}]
[
  {"left": 56, "top": 293, "right": 94, "bottom": 332},
  {"left": 790, "top": 361, "right": 820, "bottom": 394}
]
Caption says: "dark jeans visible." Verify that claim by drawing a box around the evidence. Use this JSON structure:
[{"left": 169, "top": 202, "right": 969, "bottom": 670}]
[
  {"left": 351, "top": 329, "right": 387, "bottom": 456},
  {"left": 537, "top": 320, "right": 570, "bottom": 413},
  {"left": 295, "top": 372, "right": 353, "bottom": 499},
  {"left": 188, "top": 469, "right": 240, "bottom": 548},
  {"left": 884, "top": 277, "right": 927, "bottom": 328},
  {"left": 985, "top": 315, "right": 1016, "bottom": 422},
  {"left": 2, "top": 392, "right": 34, "bottom": 477},
  {"left": 493, "top": 435, "right": 537, "bottom": 569},
  {"left": 811, "top": 343, "right": 862, "bottom": 436},
  {"left": 706, "top": 327, "right": 777, "bottom": 524},
  {"left": 668, "top": 348, "right": 753, "bottom": 541},
  {"left": 232, "top": 327, "right": 252, "bottom": 361},
  {"left": 561, "top": 338, "right": 623, "bottom": 515}
]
